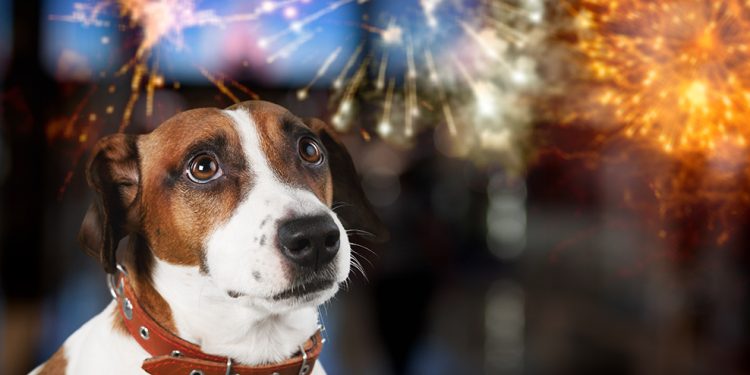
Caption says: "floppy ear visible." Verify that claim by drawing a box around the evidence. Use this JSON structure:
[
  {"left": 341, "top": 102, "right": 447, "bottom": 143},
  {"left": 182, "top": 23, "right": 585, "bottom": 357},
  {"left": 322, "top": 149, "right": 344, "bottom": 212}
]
[
  {"left": 78, "top": 134, "right": 140, "bottom": 273},
  {"left": 305, "top": 118, "right": 389, "bottom": 242}
]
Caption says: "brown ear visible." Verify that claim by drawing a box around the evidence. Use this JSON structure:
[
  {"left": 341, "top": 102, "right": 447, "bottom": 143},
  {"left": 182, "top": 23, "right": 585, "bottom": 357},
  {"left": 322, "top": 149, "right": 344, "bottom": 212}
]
[
  {"left": 78, "top": 134, "right": 140, "bottom": 273},
  {"left": 305, "top": 118, "right": 389, "bottom": 242}
]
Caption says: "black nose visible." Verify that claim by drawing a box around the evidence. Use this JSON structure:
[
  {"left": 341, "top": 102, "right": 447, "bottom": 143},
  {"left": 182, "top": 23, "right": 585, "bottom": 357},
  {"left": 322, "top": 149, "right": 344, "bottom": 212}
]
[{"left": 278, "top": 215, "right": 340, "bottom": 269}]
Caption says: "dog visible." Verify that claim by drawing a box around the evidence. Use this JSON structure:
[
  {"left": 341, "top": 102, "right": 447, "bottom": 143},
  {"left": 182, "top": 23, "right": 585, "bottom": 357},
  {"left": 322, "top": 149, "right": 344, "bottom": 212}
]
[{"left": 31, "top": 100, "right": 385, "bottom": 375}]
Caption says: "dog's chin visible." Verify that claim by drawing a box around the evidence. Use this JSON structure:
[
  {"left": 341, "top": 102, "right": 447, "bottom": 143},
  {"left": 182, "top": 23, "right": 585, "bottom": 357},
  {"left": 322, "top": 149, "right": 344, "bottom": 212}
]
[
  {"left": 236, "top": 282, "right": 340, "bottom": 313},
  {"left": 269, "top": 280, "right": 339, "bottom": 308}
]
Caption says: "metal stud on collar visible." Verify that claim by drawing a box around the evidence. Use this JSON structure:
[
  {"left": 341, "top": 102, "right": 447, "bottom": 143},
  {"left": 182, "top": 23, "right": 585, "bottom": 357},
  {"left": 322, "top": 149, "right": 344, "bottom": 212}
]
[
  {"left": 189, "top": 370, "right": 203, "bottom": 375},
  {"left": 139, "top": 326, "right": 150, "bottom": 340},
  {"left": 122, "top": 298, "right": 133, "bottom": 320},
  {"left": 317, "top": 323, "right": 327, "bottom": 344}
]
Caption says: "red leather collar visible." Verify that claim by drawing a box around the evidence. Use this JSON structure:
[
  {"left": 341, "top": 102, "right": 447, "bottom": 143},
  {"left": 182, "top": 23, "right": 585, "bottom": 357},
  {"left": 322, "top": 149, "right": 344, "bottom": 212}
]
[{"left": 110, "top": 269, "right": 323, "bottom": 375}]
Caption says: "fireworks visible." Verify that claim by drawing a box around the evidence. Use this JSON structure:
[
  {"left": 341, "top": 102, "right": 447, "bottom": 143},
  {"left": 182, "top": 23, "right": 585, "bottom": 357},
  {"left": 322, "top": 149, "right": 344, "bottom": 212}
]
[
  {"left": 549, "top": 0, "right": 750, "bottom": 246},
  {"left": 571, "top": 0, "right": 750, "bottom": 155},
  {"left": 320, "top": 0, "right": 546, "bottom": 167},
  {"left": 49, "top": 0, "right": 546, "bottom": 169},
  {"left": 51, "top": 0, "right": 282, "bottom": 132},
  {"left": 39, "top": 0, "right": 750, "bottom": 244}
]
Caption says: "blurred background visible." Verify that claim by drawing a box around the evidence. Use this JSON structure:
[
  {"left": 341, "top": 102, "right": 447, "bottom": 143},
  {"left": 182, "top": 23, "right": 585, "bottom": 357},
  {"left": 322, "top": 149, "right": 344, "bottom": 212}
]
[{"left": 1, "top": 0, "right": 750, "bottom": 374}]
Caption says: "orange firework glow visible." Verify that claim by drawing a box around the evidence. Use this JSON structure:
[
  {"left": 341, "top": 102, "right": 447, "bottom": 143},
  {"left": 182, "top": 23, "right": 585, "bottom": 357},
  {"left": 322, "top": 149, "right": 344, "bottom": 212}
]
[{"left": 572, "top": 0, "right": 750, "bottom": 154}]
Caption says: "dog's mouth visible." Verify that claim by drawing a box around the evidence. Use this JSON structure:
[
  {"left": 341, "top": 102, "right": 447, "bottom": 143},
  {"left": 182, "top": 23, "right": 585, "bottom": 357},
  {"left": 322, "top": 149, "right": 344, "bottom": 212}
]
[{"left": 272, "top": 279, "right": 335, "bottom": 301}]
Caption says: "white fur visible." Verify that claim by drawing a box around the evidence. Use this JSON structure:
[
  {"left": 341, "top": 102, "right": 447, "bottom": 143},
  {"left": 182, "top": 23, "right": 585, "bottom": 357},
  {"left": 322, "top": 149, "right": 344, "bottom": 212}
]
[
  {"left": 152, "top": 261, "right": 322, "bottom": 364},
  {"left": 30, "top": 302, "right": 150, "bottom": 374},
  {"left": 32, "top": 106, "right": 348, "bottom": 374}
]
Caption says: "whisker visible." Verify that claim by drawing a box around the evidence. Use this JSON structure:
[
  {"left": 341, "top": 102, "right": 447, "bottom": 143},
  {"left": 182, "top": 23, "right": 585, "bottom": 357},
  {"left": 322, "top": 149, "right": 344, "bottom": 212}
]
[
  {"left": 349, "top": 254, "right": 370, "bottom": 282},
  {"left": 350, "top": 242, "right": 378, "bottom": 256},
  {"left": 349, "top": 258, "right": 362, "bottom": 280},
  {"left": 350, "top": 248, "right": 375, "bottom": 268},
  {"left": 319, "top": 303, "right": 329, "bottom": 318},
  {"left": 331, "top": 201, "right": 354, "bottom": 212},
  {"left": 345, "top": 228, "right": 376, "bottom": 238}
]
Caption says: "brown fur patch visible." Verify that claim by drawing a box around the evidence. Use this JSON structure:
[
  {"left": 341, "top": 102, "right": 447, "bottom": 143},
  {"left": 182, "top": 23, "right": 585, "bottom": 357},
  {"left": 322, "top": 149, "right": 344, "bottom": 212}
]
[
  {"left": 107, "top": 237, "right": 177, "bottom": 337},
  {"left": 37, "top": 346, "right": 67, "bottom": 375},
  {"left": 111, "top": 304, "right": 129, "bottom": 335},
  {"left": 109, "top": 280, "right": 177, "bottom": 335},
  {"left": 132, "top": 274, "right": 177, "bottom": 333},
  {"left": 137, "top": 108, "right": 252, "bottom": 267},
  {"left": 110, "top": 286, "right": 176, "bottom": 341},
  {"left": 120, "top": 236, "right": 178, "bottom": 333}
]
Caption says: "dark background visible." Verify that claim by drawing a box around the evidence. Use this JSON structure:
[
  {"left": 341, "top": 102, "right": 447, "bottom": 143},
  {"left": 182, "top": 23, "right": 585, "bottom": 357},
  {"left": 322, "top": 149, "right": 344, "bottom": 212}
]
[{"left": 1, "top": 1, "right": 749, "bottom": 374}]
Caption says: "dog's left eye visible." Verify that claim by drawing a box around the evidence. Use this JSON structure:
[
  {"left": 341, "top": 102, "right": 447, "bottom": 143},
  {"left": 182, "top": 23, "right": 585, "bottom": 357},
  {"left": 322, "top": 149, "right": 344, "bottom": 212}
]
[
  {"left": 298, "top": 137, "right": 323, "bottom": 165},
  {"left": 187, "top": 153, "right": 223, "bottom": 183}
]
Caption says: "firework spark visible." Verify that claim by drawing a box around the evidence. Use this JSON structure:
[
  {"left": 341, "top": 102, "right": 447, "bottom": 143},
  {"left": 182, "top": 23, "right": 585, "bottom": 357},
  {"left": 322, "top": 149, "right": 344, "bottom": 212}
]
[
  {"left": 316, "top": 0, "right": 546, "bottom": 168},
  {"left": 50, "top": 0, "right": 546, "bottom": 170},
  {"left": 571, "top": 0, "right": 750, "bottom": 155},
  {"left": 545, "top": 0, "right": 750, "bottom": 246},
  {"left": 51, "top": 0, "right": 282, "bottom": 133}
]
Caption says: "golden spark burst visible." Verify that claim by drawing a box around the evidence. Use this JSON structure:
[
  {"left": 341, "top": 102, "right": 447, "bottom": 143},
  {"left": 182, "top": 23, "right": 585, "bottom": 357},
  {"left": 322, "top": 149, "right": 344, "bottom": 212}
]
[
  {"left": 546, "top": 0, "right": 750, "bottom": 247},
  {"left": 571, "top": 0, "right": 750, "bottom": 155}
]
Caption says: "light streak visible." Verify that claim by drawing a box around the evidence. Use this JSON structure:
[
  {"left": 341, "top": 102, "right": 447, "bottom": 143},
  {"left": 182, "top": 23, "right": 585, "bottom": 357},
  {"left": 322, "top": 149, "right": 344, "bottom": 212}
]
[
  {"left": 259, "top": 0, "right": 358, "bottom": 48},
  {"left": 266, "top": 32, "right": 315, "bottom": 64},
  {"left": 199, "top": 66, "right": 241, "bottom": 104},
  {"left": 333, "top": 43, "right": 363, "bottom": 90},
  {"left": 298, "top": 46, "right": 343, "bottom": 100},
  {"left": 378, "top": 78, "right": 397, "bottom": 137}
]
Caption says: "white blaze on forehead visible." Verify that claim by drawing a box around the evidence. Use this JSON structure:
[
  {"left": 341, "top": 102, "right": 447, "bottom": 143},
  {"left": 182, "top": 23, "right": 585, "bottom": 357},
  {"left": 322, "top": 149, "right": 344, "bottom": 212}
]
[
  {"left": 222, "top": 107, "right": 277, "bottom": 182},
  {"left": 221, "top": 106, "right": 327, "bottom": 215}
]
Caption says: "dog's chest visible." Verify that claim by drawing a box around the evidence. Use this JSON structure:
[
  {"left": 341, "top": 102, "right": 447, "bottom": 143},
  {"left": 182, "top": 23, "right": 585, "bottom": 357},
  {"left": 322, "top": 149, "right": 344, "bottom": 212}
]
[
  {"left": 37, "top": 301, "right": 328, "bottom": 375},
  {"left": 55, "top": 302, "right": 150, "bottom": 374}
]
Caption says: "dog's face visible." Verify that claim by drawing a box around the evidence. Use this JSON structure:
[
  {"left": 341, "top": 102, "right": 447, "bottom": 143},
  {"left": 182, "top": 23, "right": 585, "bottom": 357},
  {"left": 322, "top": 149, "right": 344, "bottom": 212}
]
[{"left": 79, "top": 101, "right": 384, "bottom": 311}]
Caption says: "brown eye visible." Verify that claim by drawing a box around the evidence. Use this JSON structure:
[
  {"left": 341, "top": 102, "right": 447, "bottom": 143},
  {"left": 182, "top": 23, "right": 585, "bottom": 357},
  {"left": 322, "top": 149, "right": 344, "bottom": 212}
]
[
  {"left": 298, "top": 137, "right": 323, "bottom": 165},
  {"left": 187, "top": 153, "right": 222, "bottom": 183}
]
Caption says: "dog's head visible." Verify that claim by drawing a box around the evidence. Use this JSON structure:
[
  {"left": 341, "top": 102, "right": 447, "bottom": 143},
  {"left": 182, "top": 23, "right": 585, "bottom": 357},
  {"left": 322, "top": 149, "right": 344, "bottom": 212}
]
[{"left": 79, "top": 100, "right": 385, "bottom": 311}]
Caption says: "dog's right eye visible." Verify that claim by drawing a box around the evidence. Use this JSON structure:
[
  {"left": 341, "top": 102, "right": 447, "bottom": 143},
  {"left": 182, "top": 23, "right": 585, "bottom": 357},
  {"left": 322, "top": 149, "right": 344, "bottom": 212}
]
[{"left": 187, "top": 153, "right": 223, "bottom": 183}]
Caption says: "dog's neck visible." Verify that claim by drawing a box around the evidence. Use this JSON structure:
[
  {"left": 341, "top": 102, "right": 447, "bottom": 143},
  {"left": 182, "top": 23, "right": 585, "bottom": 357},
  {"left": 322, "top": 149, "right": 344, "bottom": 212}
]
[{"left": 122, "top": 240, "right": 321, "bottom": 365}]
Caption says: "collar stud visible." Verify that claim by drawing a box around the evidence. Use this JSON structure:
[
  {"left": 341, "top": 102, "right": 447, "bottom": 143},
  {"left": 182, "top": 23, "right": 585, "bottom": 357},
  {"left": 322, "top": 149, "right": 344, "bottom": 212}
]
[{"left": 122, "top": 297, "right": 133, "bottom": 320}]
